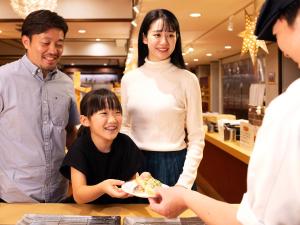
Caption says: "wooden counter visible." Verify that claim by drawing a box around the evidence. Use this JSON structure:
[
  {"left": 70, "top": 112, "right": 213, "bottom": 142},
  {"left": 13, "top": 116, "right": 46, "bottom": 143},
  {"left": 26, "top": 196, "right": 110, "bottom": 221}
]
[
  {"left": 0, "top": 203, "right": 196, "bottom": 225},
  {"left": 197, "top": 132, "right": 253, "bottom": 203},
  {"left": 205, "top": 132, "right": 252, "bottom": 164}
]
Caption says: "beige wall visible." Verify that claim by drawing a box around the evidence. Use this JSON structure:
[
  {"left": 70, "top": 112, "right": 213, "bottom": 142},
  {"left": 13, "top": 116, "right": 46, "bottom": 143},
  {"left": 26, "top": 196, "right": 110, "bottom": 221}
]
[
  {"left": 264, "top": 43, "right": 279, "bottom": 105},
  {"left": 282, "top": 55, "right": 300, "bottom": 92}
]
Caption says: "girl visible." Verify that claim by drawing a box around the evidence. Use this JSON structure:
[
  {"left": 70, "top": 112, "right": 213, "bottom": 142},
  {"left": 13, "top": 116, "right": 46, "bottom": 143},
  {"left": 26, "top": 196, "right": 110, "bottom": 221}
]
[
  {"left": 121, "top": 9, "right": 205, "bottom": 189},
  {"left": 60, "top": 88, "right": 144, "bottom": 204}
]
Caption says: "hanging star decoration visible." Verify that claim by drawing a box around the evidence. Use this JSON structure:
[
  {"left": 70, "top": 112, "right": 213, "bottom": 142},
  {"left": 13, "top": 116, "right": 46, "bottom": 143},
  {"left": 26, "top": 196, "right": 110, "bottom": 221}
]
[{"left": 239, "top": 10, "right": 268, "bottom": 64}]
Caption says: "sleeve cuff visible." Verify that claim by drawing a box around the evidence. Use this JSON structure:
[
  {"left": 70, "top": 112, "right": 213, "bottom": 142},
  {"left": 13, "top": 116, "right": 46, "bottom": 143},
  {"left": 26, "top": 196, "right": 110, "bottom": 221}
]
[{"left": 237, "top": 193, "right": 263, "bottom": 225}]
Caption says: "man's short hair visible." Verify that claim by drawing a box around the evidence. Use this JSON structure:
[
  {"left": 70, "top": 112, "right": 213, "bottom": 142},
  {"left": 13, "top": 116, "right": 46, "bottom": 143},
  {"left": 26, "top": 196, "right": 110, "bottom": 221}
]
[
  {"left": 255, "top": 0, "right": 300, "bottom": 41},
  {"left": 21, "top": 9, "right": 68, "bottom": 39}
]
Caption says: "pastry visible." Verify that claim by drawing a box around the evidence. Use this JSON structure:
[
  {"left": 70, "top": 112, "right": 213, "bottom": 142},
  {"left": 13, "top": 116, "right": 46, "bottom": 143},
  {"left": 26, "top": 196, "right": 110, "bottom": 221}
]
[{"left": 134, "top": 172, "right": 162, "bottom": 196}]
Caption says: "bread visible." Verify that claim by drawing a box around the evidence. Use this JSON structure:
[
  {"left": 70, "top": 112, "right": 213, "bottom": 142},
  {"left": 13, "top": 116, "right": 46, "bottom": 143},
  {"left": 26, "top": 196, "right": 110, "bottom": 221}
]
[{"left": 134, "top": 172, "right": 162, "bottom": 196}]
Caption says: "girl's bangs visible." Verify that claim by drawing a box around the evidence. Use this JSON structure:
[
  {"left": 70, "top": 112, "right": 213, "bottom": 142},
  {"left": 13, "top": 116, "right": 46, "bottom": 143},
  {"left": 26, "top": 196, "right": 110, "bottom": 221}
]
[{"left": 87, "top": 94, "right": 122, "bottom": 116}]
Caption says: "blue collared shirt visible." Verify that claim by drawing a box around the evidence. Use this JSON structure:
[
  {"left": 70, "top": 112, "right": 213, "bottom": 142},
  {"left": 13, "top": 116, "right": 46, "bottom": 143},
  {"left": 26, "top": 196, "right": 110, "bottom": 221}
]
[{"left": 0, "top": 55, "right": 80, "bottom": 202}]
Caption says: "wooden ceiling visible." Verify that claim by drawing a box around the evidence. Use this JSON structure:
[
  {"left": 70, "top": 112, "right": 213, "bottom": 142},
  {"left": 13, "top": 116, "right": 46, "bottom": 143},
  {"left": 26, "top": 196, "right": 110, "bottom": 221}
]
[{"left": 0, "top": 0, "right": 265, "bottom": 69}]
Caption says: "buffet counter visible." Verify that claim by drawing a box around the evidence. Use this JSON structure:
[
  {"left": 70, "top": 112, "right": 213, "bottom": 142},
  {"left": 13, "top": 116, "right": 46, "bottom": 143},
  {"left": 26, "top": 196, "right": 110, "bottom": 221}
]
[
  {"left": 196, "top": 132, "right": 253, "bottom": 203},
  {"left": 0, "top": 203, "right": 196, "bottom": 224}
]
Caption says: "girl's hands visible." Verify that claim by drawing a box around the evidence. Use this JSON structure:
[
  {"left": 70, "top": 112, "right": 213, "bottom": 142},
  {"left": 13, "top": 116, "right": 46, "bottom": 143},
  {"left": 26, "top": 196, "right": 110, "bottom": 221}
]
[{"left": 101, "top": 179, "right": 130, "bottom": 198}]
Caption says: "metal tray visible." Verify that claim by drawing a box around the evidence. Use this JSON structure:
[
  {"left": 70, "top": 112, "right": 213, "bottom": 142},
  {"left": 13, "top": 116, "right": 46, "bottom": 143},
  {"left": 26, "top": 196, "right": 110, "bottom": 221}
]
[{"left": 16, "top": 214, "right": 121, "bottom": 225}]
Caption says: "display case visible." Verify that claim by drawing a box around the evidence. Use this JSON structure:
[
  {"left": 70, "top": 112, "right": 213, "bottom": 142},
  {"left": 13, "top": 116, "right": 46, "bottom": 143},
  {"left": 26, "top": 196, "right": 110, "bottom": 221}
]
[{"left": 222, "top": 58, "right": 264, "bottom": 119}]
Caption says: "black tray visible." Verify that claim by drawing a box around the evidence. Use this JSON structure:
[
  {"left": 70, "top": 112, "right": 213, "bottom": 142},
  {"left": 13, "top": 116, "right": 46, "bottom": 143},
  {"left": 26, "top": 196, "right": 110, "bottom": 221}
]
[
  {"left": 123, "top": 216, "right": 205, "bottom": 225},
  {"left": 16, "top": 214, "right": 121, "bottom": 225}
]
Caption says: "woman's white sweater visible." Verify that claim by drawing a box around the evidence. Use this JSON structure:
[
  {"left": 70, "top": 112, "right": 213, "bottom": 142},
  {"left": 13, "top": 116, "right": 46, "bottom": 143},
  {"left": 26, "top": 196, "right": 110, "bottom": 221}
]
[{"left": 121, "top": 58, "right": 205, "bottom": 189}]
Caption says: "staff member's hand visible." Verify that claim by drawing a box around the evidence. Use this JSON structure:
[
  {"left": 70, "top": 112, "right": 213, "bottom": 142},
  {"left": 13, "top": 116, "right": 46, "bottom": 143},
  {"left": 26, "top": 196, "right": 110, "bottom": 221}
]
[{"left": 148, "top": 186, "right": 188, "bottom": 218}]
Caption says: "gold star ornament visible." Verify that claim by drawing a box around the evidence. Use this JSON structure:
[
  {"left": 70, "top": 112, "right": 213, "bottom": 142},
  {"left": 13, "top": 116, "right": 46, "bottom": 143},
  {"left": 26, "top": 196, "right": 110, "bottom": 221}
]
[{"left": 239, "top": 11, "right": 268, "bottom": 64}]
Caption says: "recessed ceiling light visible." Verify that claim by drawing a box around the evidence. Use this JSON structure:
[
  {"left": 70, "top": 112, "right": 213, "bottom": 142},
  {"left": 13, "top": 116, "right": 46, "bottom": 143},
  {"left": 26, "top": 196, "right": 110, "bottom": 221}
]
[
  {"left": 96, "top": 38, "right": 101, "bottom": 41},
  {"left": 193, "top": 58, "right": 199, "bottom": 62},
  {"left": 206, "top": 53, "right": 212, "bottom": 57},
  {"left": 188, "top": 47, "right": 194, "bottom": 52},
  {"left": 133, "top": 5, "right": 140, "bottom": 14},
  {"left": 190, "top": 13, "right": 201, "bottom": 17},
  {"left": 78, "top": 29, "right": 86, "bottom": 34},
  {"left": 225, "top": 45, "right": 232, "bottom": 49},
  {"left": 131, "top": 20, "right": 137, "bottom": 27}
]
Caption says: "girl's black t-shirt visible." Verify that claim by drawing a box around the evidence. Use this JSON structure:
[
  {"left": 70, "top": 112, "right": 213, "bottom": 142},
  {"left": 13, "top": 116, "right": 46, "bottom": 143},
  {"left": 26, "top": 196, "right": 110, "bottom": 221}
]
[{"left": 60, "top": 132, "right": 144, "bottom": 204}]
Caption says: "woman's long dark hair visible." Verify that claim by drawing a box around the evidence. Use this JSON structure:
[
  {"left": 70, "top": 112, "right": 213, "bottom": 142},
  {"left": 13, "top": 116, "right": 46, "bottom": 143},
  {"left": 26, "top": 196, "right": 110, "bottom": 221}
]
[
  {"left": 137, "top": 9, "right": 185, "bottom": 69},
  {"left": 77, "top": 88, "right": 122, "bottom": 137}
]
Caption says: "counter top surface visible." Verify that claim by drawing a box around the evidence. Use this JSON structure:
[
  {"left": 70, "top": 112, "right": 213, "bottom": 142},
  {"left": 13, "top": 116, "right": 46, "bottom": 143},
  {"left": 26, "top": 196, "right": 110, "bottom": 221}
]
[
  {"left": 0, "top": 203, "right": 196, "bottom": 224},
  {"left": 205, "top": 132, "right": 252, "bottom": 164}
]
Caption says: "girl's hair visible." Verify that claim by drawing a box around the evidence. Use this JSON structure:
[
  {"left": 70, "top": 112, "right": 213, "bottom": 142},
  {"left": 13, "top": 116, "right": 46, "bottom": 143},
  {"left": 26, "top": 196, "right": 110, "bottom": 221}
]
[
  {"left": 77, "top": 88, "right": 122, "bottom": 137},
  {"left": 137, "top": 8, "right": 185, "bottom": 69}
]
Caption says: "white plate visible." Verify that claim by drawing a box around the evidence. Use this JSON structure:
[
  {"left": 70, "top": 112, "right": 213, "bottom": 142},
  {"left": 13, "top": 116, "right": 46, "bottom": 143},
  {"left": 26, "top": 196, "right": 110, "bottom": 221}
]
[{"left": 121, "top": 180, "right": 168, "bottom": 198}]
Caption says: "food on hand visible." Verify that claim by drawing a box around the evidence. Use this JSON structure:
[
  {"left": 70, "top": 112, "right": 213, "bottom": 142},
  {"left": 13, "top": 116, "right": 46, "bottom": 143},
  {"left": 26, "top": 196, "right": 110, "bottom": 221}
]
[{"left": 134, "top": 172, "right": 162, "bottom": 196}]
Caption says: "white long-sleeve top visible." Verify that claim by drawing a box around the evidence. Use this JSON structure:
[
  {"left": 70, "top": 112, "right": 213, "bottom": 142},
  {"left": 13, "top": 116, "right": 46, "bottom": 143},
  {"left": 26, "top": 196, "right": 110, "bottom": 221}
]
[
  {"left": 121, "top": 58, "right": 205, "bottom": 189},
  {"left": 237, "top": 78, "right": 300, "bottom": 224}
]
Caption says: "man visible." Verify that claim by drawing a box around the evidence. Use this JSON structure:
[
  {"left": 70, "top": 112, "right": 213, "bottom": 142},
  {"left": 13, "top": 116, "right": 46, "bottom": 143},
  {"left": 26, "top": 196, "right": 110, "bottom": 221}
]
[
  {"left": 0, "top": 10, "right": 79, "bottom": 203},
  {"left": 149, "top": 0, "right": 300, "bottom": 224}
]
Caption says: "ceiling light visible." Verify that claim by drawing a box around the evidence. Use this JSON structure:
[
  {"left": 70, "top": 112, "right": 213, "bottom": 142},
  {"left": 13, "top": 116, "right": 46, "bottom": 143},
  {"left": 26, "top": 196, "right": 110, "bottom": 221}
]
[
  {"left": 78, "top": 29, "right": 86, "bottom": 34},
  {"left": 104, "top": 63, "right": 107, "bottom": 66},
  {"left": 133, "top": 5, "right": 139, "bottom": 14},
  {"left": 0, "top": 30, "right": 2, "bottom": 34},
  {"left": 96, "top": 38, "right": 101, "bottom": 42},
  {"left": 206, "top": 53, "right": 212, "bottom": 57},
  {"left": 70, "top": 63, "right": 75, "bottom": 66},
  {"left": 225, "top": 45, "right": 232, "bottom": 49},
  {"left": 10, "top": 0, "right": 58, "bottom": 18},
  {"left": 185, "top": 62, "right": 189, "bottom": 65},
  {"left": 189, "top": 13, "right": 201, "bottom": 18},
  {"left": 182, "top": 52, "right": 186, "bottom": 56},
  {"left": 193, "top": 58, "right": 199, "bottom": 62},
  {"left": 188, "top": 47, "right": 194, "bottom": 53},
  {"left": 227, "top": 16, "right": 234, "bottom": 32},
  {"left": 131, "top": 20, "right": 137, "bottom": 27}
]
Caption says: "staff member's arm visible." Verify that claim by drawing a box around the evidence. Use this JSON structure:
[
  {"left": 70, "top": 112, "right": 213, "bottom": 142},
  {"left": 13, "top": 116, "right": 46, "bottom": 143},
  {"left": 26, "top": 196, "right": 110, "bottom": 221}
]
[{"left": 149, "top": 186, "right": 241, "bottom": 225}]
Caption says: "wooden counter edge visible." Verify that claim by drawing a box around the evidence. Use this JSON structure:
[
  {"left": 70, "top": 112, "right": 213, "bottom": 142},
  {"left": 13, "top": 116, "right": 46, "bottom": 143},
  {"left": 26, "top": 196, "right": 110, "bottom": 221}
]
[
  {"left": 205, "top": 132, "right": 251, "bottom": 164},
  {"left": 0, "top": 203, "right": 196, "bottom": 225}
]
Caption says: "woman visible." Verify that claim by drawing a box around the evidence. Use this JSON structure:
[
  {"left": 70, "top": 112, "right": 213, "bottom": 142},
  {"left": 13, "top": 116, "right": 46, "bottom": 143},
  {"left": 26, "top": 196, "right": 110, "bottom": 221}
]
[{"left": 121, "top": 9, "right": 205, "bottom": 189}]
